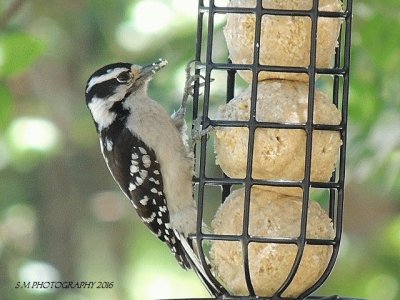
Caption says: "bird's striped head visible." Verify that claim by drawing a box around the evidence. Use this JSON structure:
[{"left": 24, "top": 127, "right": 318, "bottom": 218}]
[{"left": 85, "top": 59, "right": 168, "bottom": 131}]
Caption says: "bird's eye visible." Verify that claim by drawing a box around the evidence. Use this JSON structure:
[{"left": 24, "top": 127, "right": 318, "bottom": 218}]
[{"left": 116, "top": 71, "right": 131, "bottom": 83}]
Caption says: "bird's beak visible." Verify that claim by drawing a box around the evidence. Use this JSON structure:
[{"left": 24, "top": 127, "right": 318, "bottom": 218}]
[{"left": 135, "top": 58, "right": 168, "bottom": 81}]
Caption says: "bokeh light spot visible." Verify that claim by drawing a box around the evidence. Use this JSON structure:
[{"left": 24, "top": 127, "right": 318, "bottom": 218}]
[
  {"left": 18, "top": 261, "right": 60, "bottom": 294},
  {"left": 116, "top": 21, "right": 151, "bottom": 52},
  {"left": 7, "top": 117, "right": 60, "bottom": 152},
  {"left": 131, "top": 0, "right": 173, "bottom": 34}
]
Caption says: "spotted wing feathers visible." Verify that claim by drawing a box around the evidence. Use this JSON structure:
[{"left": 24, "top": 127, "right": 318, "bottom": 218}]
[{"left": 101, "top": 128, "right": 190, "bottom": 269}]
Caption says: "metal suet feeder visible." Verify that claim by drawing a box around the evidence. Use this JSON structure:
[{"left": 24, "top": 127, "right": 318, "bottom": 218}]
[{"left": 183, "top": 0, "right": 362, "bottom": 299}]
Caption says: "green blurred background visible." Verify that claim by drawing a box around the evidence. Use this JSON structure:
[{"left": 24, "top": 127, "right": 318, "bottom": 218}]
[{"left": 0, "top": 0, "right": 399, "bottom": 299}]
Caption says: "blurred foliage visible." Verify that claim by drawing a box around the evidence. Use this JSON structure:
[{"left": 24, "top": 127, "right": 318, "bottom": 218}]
[
  {"left": 0, "top": 0, "right": 399, "bottom": 300},
  {"left": 0, "top": 32, "right": 44, "bottom": 77}
]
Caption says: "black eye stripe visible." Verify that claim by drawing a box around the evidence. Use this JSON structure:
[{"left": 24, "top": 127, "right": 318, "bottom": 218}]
[
  {"left": 86, "top": 78, "right": 119, "bottom": 99},
  {"left": 87, "top": 71, "right": 131, "bottom": 99}
]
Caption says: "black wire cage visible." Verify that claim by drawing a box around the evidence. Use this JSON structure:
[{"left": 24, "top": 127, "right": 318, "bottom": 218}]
[{"left": 183, "top": 0, "right": 362, "bottom": 299}]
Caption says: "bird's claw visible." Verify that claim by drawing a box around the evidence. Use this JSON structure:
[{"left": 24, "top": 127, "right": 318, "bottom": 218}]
[
  {"left": 191, "top": 116, "right": 214, "bottom": 149},
  {"left": 181, "top": 60, "right": 213, "bottom": 108},
  {"left": 184, "top": 74, "right": 207, "bottom": 97}
]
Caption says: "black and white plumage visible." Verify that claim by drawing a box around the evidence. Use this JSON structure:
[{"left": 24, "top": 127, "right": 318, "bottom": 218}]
[{"left": 85, "top": 59, "right": 197, "bottom": 269}]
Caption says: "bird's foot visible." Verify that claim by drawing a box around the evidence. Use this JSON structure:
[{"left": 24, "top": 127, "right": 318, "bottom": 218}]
[{"left": 191, "top": 116, "right": 214, "bottom": 149}]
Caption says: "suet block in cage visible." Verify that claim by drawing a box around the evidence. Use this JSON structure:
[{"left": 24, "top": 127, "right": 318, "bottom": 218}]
[
  {"left": 224, "top": 0, "right": 343, "bottom": 82},
  {"left": 184, "top": 0, "right": 361, "bottom": 299}
]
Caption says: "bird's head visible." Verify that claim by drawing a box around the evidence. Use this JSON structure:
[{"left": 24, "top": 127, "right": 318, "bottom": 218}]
[{"left": 85, "top": 59, "right": 168, "bottom": 131}]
